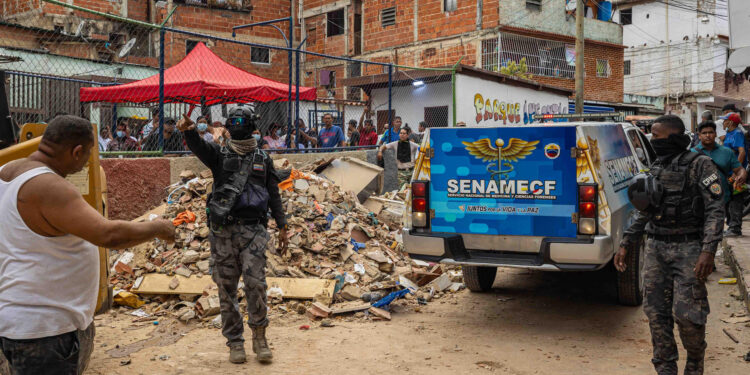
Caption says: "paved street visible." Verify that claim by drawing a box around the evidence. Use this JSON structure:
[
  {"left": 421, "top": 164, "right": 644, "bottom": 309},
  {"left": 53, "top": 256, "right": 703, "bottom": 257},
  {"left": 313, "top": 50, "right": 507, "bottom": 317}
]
[{"left": 89, "top": 259, "right": 749, "bottom": 375}]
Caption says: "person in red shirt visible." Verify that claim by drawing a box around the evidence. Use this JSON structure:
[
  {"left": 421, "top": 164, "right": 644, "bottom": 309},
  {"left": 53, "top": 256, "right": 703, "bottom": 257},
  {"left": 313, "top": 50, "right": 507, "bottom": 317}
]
[{"left": 358, "top": 119, "right": 378, "bottom": 146}]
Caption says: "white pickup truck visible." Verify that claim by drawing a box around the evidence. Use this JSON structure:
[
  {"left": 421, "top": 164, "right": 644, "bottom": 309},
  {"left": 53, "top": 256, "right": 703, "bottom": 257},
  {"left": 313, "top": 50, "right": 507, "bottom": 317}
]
[{"left": 403, "top": 122, "right": 656, "bottom": 305}]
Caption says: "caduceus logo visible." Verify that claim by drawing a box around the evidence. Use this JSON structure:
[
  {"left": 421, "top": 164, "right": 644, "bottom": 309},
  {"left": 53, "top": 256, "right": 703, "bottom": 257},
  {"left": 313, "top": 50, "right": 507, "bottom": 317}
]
[{"left": 462, "top": 138, "right": 539, "bottom": 180}]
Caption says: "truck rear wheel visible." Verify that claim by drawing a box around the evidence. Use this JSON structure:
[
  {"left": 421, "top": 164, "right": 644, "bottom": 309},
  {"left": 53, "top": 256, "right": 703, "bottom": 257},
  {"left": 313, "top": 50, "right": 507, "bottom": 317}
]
[
  {"left": 616, "top": 238, "right": 644, "bottom": 306},
  {"left": 463, "top": 266, "right": 497, "bottom": 292}
]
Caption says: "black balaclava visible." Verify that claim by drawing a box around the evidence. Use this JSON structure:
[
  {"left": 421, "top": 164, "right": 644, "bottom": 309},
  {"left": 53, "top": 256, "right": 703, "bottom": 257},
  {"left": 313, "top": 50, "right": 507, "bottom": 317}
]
[
  {"left": 225, "top": 106, "right": 257, "bottom": 141},
  {"left": 651, "top": 133, "right": 691, "bottom": 159}
]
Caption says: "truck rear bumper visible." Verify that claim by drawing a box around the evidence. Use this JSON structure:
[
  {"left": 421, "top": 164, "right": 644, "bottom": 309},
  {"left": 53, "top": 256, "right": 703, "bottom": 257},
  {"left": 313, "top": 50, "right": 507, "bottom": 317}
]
[{"left": 403, "top": 229, "right": 614, "bottom": 271}]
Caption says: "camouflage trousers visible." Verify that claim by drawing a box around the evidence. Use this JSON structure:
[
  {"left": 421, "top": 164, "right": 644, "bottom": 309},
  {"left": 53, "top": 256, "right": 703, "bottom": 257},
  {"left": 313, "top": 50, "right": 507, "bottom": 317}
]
[
  {"left": 726, "top": 191, "right": 746, "bottom": 233},
  {"left": 0, "top": 323, "right": 94, "bottom": 375},
  {"left": 209, "top": 223, "right": 269, "bottom": 346},
  {"left": 643, "top": 238, "right": 710, "bottom": 375},
  {"left": 397, "top": 168, "right": 413, "bottom": 189}
]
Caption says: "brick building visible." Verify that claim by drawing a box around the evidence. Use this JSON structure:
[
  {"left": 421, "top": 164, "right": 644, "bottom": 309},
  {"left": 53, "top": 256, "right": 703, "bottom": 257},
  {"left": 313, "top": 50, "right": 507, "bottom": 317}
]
[
  {"left": 1, "top": 0, "right": 292, "bottom": 79},
  {"left": 300, "top": 0, "right": 625, "bottom": 106},
  {"left": 1, "top": 0, "right": 295, "bottom": 124},
  {"left": 1, "top": 0, "right": 626, "bottom": 127}
]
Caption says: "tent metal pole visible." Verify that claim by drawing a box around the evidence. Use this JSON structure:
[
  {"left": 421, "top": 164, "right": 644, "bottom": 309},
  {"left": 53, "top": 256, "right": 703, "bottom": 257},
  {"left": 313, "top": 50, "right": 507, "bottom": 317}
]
[
  {"left": 295, "top": 37, "right": 307, "bottom": 149},
  {"left": 288, "top": 0, "right": 294, "bottom": 148},
  {"left": 388, "top": 65, "right": 392, "bottom": 143},
  {"left": 158, "top": 28, "right": 165, "bottom": 154}
]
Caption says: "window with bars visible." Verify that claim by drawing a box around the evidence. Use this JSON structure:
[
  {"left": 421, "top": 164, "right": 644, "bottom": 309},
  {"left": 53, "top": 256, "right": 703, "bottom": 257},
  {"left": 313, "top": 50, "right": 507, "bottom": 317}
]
[
  {"left": 327, "top": 8, "right": 345, "bottom": 36},
  {"left": 526, "top": 0, "right": 542, "bottom": 11},
  {"left": 444, "top": 0, "right": 457, "bottom": 12},
  {"left": 596, "top": 59, "right": 611, "bottom": 78},
  {"left": 381, "top": 7, "right": 396, "bottom": 27},
  {"left": 173, "top": 0, "right": 251, "bottom": 11},
  {"left": 481, "top": 33, "right": 576, "bottom": 79},
  {"left": 620, "top": 8, "right": 632, "bottom": 25},
  {"left": 624, "top": 60, "right": 631, "bottom": 76},
  {"left": 251, "top": 47, "right": 270, "bottom": 64}
]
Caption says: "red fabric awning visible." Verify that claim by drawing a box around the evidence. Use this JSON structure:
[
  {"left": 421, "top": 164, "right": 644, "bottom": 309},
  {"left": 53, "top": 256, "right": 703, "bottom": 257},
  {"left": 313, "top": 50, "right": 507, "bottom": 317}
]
[{"left": 80, "top": 42, "right": 316, "bottom": 105}]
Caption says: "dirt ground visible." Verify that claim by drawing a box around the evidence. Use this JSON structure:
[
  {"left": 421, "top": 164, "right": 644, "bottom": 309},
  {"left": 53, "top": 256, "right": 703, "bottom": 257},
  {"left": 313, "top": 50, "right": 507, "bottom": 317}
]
[{"left": 88, "top": 258, "right": 750, "bottom": 375}]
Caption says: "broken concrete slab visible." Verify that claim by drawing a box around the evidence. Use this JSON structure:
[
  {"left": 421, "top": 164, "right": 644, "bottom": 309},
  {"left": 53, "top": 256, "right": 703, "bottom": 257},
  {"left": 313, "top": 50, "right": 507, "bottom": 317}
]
[
  {"left": 398, "top": 275, "right": 418, "bottom": 292},
  {"left": 306, "top": 302, "right": 332, "bottom": 319},
  {"left": 168, "top": 277, "right": 180, "bottom": 290},
  {"left": 174, "top": 266, "right": 192, "bottom": 278},
  {"left": 339, "top": 284, "right": 362, "bottom": 301},
  {"left": 428, "top": 273, "right": 452, "bottom": 292},
  {"left": 294, "top": 179, "right": 310, "bottom": 191},
  {"left": 196, "top": 260, "right": 210, "bottom": 274},
  {"left": 330, "top": 302, "right": 371, "bottom": 315},
  {"left": 197, "top": 294, "right": 221, "bottom": 317},
  {"left": 318, "top": 157, "right": 383, "bottom": 203},
  {"left": 366, "top": 250, "right": 390, "bottom": 264},
  {"left": 368, "top": 306, "right": 391, "bottom": 320},
  {"left": 182, "top": 250, "right": 200, "bottom": 264}
]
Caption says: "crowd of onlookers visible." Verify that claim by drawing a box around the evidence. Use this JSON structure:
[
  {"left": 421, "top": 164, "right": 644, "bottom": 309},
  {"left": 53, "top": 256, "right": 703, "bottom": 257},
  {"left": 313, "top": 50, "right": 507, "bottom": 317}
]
[{"left": 97, "top": 108, "right": 429, "bottom": 153}]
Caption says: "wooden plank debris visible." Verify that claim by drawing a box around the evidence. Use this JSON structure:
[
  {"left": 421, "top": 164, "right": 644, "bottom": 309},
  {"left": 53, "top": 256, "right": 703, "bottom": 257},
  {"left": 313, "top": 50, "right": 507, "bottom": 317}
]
[
  {"left": 266, "top": 277, "right": 336, "bottom": 300},
  {"left": 131, "top": 274, "right": 215, "bottom": 295}
]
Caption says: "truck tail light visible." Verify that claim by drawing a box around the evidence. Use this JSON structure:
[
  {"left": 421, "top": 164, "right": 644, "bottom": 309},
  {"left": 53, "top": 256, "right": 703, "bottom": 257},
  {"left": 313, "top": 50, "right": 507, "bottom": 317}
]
[
  {"left": 413, "top": 198, "right": 427, "bottom": 212},
  {"left": 578, "top": 183, "right": 598, "bottom": 235},
  {"left": 411, "top": 181, "right": 429, "bottom": 228}
]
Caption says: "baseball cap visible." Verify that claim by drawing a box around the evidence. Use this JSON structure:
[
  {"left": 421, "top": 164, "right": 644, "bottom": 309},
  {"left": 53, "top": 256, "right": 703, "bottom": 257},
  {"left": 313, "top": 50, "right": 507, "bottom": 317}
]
[{"left": 720, "top": 113, "right": 742, "bottom": 123}]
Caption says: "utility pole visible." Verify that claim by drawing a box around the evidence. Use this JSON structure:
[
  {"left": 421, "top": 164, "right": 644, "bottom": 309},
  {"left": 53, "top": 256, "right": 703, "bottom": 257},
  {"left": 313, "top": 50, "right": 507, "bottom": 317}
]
[
  {"left": 665, "top": 0, "right": 670, "bottom": 112},
  {"left": 575, "top": 0, "right": 584, "bottom": 115}
]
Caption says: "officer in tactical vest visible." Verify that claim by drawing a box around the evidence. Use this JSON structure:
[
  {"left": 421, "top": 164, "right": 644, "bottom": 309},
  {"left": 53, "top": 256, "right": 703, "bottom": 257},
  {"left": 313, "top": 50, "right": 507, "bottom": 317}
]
[
  {"left": 616, "top": 115, "right": 724, "bottom": 375},
  {"left": 178, "top": 107, "right": 289, "bottom": 364}
]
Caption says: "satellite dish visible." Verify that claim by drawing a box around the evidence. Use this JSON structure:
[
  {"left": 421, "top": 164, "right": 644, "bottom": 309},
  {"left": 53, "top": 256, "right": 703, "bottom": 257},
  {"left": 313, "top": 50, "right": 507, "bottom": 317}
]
[{"left": 118, "top": 38, "right": 137, "bottom": 58}]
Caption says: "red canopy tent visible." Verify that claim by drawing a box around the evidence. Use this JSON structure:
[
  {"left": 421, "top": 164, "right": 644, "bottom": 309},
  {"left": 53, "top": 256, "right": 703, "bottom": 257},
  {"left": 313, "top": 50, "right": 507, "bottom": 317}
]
[{"left": 80, "top": 42, "right": 316, "bottom": 105}]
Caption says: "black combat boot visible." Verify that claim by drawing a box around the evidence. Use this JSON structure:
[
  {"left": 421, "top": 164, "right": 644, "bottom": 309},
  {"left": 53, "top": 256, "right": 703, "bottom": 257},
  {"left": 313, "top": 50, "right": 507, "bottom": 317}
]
[{"left": 251, "top": 326, "right": 273, "bottom": 363}]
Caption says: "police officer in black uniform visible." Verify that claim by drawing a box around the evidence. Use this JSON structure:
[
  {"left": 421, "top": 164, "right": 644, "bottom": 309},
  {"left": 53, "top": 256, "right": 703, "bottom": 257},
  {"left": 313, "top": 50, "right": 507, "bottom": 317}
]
[
  {"left": 177, "top": 107, "right": 288, "bottom": 364},
  {"left": 616, "top": 115, "right": 724, "bottom": 375}
]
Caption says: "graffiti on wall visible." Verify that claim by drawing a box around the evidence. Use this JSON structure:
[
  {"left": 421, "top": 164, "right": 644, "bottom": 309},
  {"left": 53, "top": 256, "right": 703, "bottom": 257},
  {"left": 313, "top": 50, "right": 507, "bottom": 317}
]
[{"left": 473, "top": 93, "right": 568, "bottom": 125}]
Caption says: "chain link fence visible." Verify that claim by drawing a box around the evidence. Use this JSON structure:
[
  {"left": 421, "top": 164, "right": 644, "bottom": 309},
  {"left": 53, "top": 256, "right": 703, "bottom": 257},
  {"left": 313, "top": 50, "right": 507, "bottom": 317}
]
[{"left": 1, "top": 0, "right": 455, "bottom": 156}]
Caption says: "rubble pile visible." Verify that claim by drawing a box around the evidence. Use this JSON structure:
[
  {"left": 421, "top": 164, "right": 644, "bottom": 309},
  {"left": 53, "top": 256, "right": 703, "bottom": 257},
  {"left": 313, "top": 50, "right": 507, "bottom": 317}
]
[{"left": 109, "top": 159, "right": 464, "bottom": 326}]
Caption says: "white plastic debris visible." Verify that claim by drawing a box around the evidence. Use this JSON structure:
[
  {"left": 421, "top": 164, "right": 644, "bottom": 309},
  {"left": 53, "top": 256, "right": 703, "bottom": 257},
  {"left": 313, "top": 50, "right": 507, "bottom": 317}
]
[{"left": 354, "top": 263, "right": 366, "bottom": 275}]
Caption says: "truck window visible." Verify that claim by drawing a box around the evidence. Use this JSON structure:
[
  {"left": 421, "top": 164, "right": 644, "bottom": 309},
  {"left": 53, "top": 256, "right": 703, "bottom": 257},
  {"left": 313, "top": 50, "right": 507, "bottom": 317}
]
[
  {"left": 627, "top": 129, "right": 649, "bottom": 165},
  {"left": 638, "top": 130, "right": 656, "bottom": 162}
]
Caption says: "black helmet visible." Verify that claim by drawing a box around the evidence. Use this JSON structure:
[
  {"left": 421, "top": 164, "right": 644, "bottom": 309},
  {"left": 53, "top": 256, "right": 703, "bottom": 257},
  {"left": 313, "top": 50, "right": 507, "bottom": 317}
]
[
  {"left": 627, "top": 173, "right": 663, "bottom": 212},
  {"left": 226, "top": 106, "right": 259, "bottom": 140}
]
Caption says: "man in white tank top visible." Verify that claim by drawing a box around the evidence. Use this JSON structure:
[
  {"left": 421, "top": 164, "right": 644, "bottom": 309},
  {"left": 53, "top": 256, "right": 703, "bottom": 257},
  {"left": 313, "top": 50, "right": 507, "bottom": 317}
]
[{"left": 0, "top": 115, "right": 175, "bottom": 375}]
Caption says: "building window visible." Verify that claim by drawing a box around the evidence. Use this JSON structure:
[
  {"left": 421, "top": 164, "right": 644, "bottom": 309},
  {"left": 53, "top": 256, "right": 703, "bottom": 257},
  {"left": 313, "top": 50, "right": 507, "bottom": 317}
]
[
  {"left": 526, "top": 0, "right": 542, "bottom": 11},
  {"left": 596, "top": 59, "right": 611, "bottom": 78},
  {"left": 624, "top": 60, "right": 631, "bottom": 76},
  {"left": 251, "top": 47, "right": 270, "bottom": 64},
  {"left": 381, "top": 7, "right": 396, "bottom": 27},
  {"left": 173, "top": 0, "right": 251, "bottom": 11},
  {"left": 620, "top": 8, "right": 632, "bottom": 25},
  {"left": 424, "top": 106, "right": 449, "bottom": 128},
  {"left": 444, "top": 0, "right": 457, "bottom": 12},
  {"left": 481, "top": 33, "right": 576, "bottom": 79},
  {"left": 327, "top": 8, "right": 345, "bottom": 37},
  {"left": 185, "top": 40, "right": 200, "bottom": 55}
]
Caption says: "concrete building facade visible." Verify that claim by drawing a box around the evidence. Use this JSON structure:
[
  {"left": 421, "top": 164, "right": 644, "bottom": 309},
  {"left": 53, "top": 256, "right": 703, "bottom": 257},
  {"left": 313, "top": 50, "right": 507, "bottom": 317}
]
[
  {"left": 613, "top": 0, "right": 749, "bottom": 129},
  {"left": 301, "top": 0, "right": 625, "bottom": 109}
]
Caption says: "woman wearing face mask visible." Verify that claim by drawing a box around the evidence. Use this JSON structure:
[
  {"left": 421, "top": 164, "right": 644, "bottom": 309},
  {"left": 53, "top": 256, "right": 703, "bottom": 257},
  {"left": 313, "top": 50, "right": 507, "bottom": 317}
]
[
  {"left": 252, "top": 130, "right": 270, "bottom": 150},
  {"left": 196, "top": 116, "right": 214, "bottom": 143},
  {"left": 263, "top": 123, "right": 286, "bottom": 150}
]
